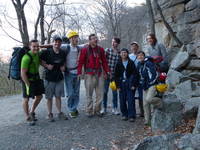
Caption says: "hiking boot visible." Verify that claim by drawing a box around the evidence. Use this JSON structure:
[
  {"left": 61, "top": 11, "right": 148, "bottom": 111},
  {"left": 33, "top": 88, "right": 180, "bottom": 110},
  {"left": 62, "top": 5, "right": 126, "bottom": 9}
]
[
  {"left": 69, "top": 111, "right": 78, "bottom": 118},
  {"left": 26, "top": 116, "right": 35, "bottom": 126},
  {"left": 48, "top": 113, "right": 55, "bottom": 122},
  {"left": 58, "top": 112, "right": 68, "bottom": 120},
  {"left": 30, "top": 112, "right": 37, "bottom": 121},
  {"left": 122, "top": 116, "right": 128, "bottom": 121},
  {"left": 95, "top": 111, "right": 104, "bottom": 118},
  {"left": 140, "top": 113, "right": 144, "bottom": 118}
]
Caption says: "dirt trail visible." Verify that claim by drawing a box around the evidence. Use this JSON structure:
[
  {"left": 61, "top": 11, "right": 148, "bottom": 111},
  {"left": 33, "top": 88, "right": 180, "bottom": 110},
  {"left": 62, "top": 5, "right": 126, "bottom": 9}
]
[{"left": 0, "top": 81, "right": 145, "bottom": 150}]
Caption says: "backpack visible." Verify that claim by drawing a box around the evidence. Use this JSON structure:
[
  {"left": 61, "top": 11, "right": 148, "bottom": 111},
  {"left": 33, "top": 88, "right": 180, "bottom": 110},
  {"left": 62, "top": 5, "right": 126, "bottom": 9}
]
[
  {"left": 8, "top": 47, "right": 32, "bottom": 80},
  {"left": 65, "top": 44, "right": 80, "bottom": 56}
]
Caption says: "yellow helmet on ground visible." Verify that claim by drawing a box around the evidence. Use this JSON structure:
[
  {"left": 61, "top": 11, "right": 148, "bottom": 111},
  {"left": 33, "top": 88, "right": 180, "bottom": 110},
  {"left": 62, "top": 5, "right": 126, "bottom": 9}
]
[
  {"left": 155, "top": 84, "right": 168, "bottom": 93},
  {"left": 67, "top": 30, "right": 79, "bottom": 39},
  {"left": 109, "top": 81, "right": 117, "bottom": 91}
]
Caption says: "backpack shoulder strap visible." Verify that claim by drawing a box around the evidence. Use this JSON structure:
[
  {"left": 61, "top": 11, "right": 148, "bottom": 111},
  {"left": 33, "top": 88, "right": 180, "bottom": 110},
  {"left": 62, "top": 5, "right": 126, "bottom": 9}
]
[{"left": 66, "top": 44, "right": 71, "bottom": 56}]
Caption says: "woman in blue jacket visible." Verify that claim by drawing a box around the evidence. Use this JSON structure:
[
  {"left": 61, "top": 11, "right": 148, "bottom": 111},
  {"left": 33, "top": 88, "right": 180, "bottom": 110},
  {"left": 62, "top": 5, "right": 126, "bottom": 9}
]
[
  {"left": 137, "top": 51, "right": 161, "bottom": 126},
  {"left": 114, "top": 48, "right": 139, "bottom": 122}
]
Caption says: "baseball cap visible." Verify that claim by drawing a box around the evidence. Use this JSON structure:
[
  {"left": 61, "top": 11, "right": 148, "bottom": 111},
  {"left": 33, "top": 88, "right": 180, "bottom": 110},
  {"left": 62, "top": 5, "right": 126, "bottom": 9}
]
[
  {"left": 130, "top": 41, "right": 139, "bottom": 46},
  {"left": 53, "top": 35, "right": 62, "bottom": 42}
]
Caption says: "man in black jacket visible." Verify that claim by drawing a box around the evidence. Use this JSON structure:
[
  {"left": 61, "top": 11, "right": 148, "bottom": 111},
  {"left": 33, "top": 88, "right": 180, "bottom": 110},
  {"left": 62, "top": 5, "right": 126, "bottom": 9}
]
[{"left": 114, "top": 48, "right": 139, "bottom": 122}]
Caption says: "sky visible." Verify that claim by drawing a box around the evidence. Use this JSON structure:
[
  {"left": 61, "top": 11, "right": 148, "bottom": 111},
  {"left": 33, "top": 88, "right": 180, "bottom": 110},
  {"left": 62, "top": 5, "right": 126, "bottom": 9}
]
[{"left": 0, "top": 0, "right": 145, "bottom": 62}]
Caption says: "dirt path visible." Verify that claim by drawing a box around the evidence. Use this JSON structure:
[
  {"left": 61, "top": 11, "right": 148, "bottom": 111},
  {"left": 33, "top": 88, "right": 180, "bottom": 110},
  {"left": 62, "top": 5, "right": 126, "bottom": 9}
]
[{"left": 0, "top": 81, "right": 145, "bottom": 150}]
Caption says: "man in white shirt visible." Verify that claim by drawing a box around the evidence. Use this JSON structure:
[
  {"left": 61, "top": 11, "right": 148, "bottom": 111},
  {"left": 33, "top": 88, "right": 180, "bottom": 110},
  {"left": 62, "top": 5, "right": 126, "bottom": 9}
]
[{"left": 129, "top": 41, "right": 144, "bottom": 117}]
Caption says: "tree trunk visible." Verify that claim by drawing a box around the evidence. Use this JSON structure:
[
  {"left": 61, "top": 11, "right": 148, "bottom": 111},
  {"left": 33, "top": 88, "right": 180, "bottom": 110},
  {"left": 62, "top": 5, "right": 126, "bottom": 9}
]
[
  {"left": 40, "top": 0, "right": 46, "bottom": 44},
  {"left": 11, "top": 0, "right": 29, "bottom": 47},
  {"left": 146, "top": 0, "right": 155, "bottom": 34}
]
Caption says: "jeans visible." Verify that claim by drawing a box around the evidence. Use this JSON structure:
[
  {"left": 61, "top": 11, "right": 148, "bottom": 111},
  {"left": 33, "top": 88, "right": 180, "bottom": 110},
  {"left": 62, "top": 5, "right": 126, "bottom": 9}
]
[
  {"left": 64, "top": 72, "right": 80, "bottom": 112},
  {"left": 119, "top": 80, "right": 136, "bottom": 118},
  {"left": 102, "top": 79, "right": 118, "bottom": 109}
]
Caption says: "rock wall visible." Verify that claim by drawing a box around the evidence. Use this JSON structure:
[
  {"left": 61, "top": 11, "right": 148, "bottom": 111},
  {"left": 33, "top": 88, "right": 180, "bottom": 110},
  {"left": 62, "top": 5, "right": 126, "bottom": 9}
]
[
  {"left": 134, "top": 1, "right": 200, "bottom": 149},
  {"left": 153, "top": 0, "right": 200, "bottom": 123}
]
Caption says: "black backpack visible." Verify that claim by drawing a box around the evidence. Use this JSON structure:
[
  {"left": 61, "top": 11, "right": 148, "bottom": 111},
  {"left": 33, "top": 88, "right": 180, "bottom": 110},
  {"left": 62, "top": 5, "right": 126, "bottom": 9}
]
[{"left": 8, "top": 47, "right": 32, "bottom": 80}]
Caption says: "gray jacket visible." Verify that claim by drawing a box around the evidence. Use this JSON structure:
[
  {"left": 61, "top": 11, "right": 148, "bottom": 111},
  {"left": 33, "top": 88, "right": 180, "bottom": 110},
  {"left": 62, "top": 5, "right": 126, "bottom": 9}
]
[{"left": 147, "top": 43, "right": 168, "bottom": 72}]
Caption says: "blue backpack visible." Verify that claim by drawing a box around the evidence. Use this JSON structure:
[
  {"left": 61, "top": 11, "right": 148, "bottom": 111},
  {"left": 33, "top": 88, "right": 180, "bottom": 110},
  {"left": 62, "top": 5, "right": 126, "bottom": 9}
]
[{"left": 8, "top": 47, "right": 32, "bottom": 80}]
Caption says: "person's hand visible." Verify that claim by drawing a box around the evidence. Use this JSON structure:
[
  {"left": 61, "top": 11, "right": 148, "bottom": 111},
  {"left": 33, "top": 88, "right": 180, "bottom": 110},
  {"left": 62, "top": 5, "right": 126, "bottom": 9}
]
[
  {"left": 47, "top": 64, "right": 54, "bottom": 70},
  {"left": 109, "top": 74, "right": 113, "bottom": 80},
  {"left": 60, "top": 66, "right": 65, "bottom": 72},
  {"left": 77, "top": 74, "right": 82, "bottom": 80},
  {"left": 117, "top": 88, "right": 121, "bottom": 91},
  {"left": 131, "top": 86, "right": 136, "bottom": 90}
]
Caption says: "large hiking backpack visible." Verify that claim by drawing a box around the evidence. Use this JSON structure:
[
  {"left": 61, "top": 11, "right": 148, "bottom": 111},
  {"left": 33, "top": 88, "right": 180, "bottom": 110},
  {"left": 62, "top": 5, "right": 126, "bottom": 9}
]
[{"left": 8, "top": 46, "right": 32, "bottom": 80}]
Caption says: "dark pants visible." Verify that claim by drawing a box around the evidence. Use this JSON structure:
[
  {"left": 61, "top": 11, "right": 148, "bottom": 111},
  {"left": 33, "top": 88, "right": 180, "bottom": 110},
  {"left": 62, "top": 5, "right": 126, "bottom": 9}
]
[
  {"left": 135, "top": 85, "right": 144, "bottom": 115},
  {"left": 119, "top": 80, "right": 136, "bottom": 118}
]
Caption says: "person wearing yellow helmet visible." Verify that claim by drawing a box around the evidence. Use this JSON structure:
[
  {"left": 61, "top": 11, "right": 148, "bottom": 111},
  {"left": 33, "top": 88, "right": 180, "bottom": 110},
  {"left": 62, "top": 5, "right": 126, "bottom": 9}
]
[{"left": 61, "top": 30, "right": 85, "bottom": 118}]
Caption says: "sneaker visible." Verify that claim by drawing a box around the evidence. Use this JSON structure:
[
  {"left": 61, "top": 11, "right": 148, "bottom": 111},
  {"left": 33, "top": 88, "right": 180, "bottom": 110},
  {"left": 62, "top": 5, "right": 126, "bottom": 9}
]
[
  {"left": 129, "top": 118, "right": 135, "bottom": 122},
  {"left": 58, "top": 112, "right": 68, "bottom": 120},
  {"left": 122, "top": 116, "right": 128, "bottom": 121},
  {"left": 112, "top": 108, "right": 120, "bottom": 115},
  {"left": 48, "top": 113, "right": 55, "bottom": 122},
  {"left": 100, "top": 108, "right": 107, "bottom": 114},
  {"left": 30, "top": 112, "right": 37, "bottom": 121},
  {"left": 69, "top": 111, "right": 78, "bottom": 118}
]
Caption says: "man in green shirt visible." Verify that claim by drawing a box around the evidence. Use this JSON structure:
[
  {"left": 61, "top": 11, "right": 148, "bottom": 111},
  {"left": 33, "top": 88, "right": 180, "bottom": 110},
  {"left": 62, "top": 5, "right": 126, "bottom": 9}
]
[{"left": 21, "top": 39, "right": 44, "bottom": 126}]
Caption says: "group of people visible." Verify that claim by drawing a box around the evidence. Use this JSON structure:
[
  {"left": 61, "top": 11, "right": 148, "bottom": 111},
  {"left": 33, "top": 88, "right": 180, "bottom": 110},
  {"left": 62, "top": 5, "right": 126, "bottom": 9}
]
[{"left": 20, "top": 31, "right": 168, "bottom": 126}]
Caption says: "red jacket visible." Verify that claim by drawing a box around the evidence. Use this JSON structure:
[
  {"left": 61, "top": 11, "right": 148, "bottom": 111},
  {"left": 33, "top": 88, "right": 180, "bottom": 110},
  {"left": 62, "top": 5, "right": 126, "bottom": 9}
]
[{"left": 77, "top": 45, "right": 110, "bottom": 75}]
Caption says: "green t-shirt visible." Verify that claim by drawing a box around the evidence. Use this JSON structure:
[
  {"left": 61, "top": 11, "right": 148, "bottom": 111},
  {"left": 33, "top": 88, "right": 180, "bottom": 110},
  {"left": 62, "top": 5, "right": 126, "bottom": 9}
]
[{"left": 21, "top": 51, "right": 40, "bottom": 80}]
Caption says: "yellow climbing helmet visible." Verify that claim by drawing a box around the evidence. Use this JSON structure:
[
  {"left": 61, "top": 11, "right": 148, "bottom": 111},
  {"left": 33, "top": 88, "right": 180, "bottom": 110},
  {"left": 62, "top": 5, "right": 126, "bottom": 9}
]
[
  {"left": 67, "top": 30, "right": 79, "bottom": 39},
  {"left": 109, "top": 81, "right": 117, "bottom": 91},
  {"left": 155, "top": 84, "right": 168, "bottom": 93}
]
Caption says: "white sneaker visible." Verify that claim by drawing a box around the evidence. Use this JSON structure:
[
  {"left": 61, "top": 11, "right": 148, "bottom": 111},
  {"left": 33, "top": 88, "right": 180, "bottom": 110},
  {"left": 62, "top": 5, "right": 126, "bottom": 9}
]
[
  {"left": 100, "top": 108, "right": 106, "bottom": 114},
  {"left": 112, "top": 108, "right": 120, "bottom": 115}
]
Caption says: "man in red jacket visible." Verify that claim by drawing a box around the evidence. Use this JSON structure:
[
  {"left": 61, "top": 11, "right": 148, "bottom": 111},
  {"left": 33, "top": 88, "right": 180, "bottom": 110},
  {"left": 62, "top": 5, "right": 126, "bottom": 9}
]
[{"left": 77, "top": 34, "right": 110, "bottom": 117}]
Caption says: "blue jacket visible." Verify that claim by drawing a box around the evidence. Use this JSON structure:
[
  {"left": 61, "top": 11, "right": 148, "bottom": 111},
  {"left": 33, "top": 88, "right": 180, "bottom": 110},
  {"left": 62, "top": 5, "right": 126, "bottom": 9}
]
[{"left": 137, "top": 60, "right": 158, "bottom": 90}]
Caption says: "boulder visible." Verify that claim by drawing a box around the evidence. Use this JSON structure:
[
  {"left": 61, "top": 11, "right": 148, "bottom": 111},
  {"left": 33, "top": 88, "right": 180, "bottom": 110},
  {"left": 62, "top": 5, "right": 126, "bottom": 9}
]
[
  {"left": 193, "top": 106, "right": 200, "bottom": 134},
  {"left": 151, "top": 95, "right": 183, "bottom": 132},
  {"left": 184, "top": 7, "right": 200, "bottom": 24},
  {"left": 174, "top": 80, "right": 192, "bottom": 101},
  {"left": 186, "top": 59, "right": 200, "bottom": 70},
  {"left": 170, "top": 51, "right": 190, "bottom": 71},
  {"left": 180, "top": 72, "right": 200, "bottom": 82},
  {"left": 185, "top": 0, "right": 200, "bottom": 11},
  {"left": 184, "top": 97, "right": 200, "bottom": 119},
  {"left": 176, "top": 134, "right": 200, "bottom": 150},
  {"left": 166, "top": 69, "right": 183, "bottom": 89},
  {"left": 133, "top": 134, "right": 182, "bottom": 150},
  {"left": 151, "top": 109, "right": 183, "bottom": 132}
]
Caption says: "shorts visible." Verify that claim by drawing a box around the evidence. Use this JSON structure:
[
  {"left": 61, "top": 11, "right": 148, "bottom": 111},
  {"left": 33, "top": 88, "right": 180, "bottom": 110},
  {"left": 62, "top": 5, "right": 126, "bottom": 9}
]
[
  {"left": 44, "top": 80, "right": 65, "bottom": 99},
  {"left": 22, "top": 79, "right": 45, "bottom": 99}
]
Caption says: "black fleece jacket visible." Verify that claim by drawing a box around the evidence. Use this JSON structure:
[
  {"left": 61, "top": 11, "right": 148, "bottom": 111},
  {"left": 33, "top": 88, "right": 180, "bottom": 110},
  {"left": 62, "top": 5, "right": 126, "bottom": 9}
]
[{"left": 114, "top": 59, "right": 139, "bottom": 89}]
